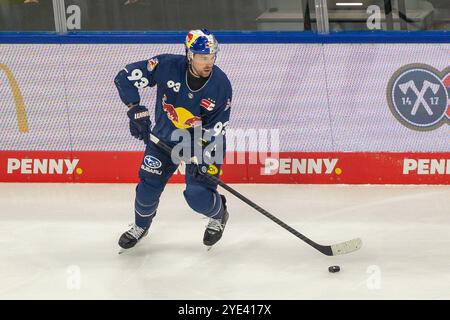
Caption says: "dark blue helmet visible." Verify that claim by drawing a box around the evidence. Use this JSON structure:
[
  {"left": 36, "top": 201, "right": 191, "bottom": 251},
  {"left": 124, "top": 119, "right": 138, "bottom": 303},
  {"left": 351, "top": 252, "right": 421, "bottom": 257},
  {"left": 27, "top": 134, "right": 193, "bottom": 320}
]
[{"left": 185, "top": 29, "right": 219, "bottom": 57}]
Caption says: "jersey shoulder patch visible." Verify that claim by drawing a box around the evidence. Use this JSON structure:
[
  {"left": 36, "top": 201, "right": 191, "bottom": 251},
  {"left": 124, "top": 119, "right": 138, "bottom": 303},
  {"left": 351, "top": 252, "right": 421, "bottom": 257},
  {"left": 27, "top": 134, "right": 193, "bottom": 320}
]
[
  {"left": 147, "top": 58, "right": 159, "bottom": 71},
  {"left": 200, "top": 98, "right": 216, "bottom": 111},
  {"left": 148, "top": 54, "right": 185, "bottom": 73}
]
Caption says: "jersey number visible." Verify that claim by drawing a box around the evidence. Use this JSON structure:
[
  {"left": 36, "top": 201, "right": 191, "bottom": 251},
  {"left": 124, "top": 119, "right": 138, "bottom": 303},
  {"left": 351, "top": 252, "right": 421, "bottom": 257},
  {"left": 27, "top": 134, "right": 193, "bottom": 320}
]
[
  {"left": 127, "top": 69, "right": 149, "bottom": 89},
  {"left": 167, "top": 80, "right": 181, "bottom": 93},
  {"left": 213, "top": 121, "right": 229, "bottom": 136}
]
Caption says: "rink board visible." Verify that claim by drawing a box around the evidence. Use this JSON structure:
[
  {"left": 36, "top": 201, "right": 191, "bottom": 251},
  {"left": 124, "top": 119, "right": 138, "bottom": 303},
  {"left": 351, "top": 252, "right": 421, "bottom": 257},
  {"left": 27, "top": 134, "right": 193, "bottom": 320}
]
[
  {"left": 0, "top": 40, "right": 448, "bottom": 184},
  {"left": 0, "top": 151, "right": 448, "bottom": 184}
]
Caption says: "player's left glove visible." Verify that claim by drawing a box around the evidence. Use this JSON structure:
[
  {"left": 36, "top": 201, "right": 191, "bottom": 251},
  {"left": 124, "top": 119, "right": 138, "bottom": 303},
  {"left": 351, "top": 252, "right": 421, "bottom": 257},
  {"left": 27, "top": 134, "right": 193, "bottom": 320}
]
[
  {"left": 196, "top": 163, "right": 210, "bottom": 175},
  {"left": 188, "top": 156, "right": 217, "bottom": 178},
  {"left": 187, "top": 156, "right": 207, "bottom": 176}
]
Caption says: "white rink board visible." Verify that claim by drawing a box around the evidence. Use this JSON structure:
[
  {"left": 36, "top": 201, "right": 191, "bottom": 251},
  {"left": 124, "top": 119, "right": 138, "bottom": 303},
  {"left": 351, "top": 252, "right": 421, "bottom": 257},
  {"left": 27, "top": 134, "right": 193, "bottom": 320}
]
[{"left": 0, "top": 43, "right": 449, "bottom": 152}]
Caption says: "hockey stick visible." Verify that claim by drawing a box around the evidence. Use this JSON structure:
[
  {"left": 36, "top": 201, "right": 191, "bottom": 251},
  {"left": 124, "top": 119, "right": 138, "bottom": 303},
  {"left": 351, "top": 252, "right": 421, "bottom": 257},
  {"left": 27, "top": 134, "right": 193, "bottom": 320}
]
[{"left": 149, "top": 134, "right": 362, "bottom": 256}]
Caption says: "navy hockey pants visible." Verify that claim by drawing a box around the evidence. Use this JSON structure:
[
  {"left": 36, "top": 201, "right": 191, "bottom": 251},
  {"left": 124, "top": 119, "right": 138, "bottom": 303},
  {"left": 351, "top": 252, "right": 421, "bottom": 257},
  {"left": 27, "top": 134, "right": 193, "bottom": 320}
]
[{"left": 134, "top": 141, "right": 224, "bottom": 229}]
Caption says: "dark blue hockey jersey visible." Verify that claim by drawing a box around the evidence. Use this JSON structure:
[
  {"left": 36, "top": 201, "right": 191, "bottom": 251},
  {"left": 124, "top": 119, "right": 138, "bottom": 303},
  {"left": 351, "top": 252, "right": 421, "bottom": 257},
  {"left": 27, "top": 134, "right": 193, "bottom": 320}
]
[{"left": 114, "top": 54, "right": 232, "bottom": 159}]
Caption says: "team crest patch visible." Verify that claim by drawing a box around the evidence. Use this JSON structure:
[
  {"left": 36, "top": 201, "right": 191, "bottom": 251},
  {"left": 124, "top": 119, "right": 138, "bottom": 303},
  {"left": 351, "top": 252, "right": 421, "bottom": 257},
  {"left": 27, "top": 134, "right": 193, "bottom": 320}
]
[
  {"left": 387, "top": 64, "right": 449, "bottom": 131},
  {"left": 147, "top": 58, "right": 159, "bottom": 71},
  {"left": 200, "top": 98, "right": 216, "bottom": 111}
]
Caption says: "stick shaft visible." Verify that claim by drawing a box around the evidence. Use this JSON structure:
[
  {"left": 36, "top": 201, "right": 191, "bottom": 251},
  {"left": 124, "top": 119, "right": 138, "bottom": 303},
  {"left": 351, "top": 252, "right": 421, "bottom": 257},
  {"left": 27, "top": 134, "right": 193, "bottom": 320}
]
[{"left": 149, "top": 134, "right": 333, "bottom": 255}]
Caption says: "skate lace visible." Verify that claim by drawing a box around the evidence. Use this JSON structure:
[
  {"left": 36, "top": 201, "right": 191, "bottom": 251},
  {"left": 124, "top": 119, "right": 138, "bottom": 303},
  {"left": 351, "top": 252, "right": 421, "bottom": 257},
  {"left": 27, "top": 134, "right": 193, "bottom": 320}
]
[
  {"left": 127, "top": 224, "right": 146, "bottom": 240},
  {"left": 207, "top": 218, "right": 223, "bottom": 232}
]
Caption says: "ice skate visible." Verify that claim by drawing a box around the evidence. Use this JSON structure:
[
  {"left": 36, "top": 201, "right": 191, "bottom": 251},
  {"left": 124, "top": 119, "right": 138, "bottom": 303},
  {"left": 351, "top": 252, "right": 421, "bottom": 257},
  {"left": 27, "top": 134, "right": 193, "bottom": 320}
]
[
  {"left": 118, "top": 223, "right": 149, "bottom": 254},
  {"left": 203, "top": 195, "right": 229, "bottom": 250}
]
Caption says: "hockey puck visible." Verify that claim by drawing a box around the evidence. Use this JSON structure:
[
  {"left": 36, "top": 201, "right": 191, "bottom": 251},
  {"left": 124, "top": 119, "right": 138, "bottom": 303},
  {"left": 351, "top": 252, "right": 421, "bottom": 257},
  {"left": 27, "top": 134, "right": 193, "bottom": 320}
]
[{"left": 328, "top": 265, "right": 340, "bottom": 273}]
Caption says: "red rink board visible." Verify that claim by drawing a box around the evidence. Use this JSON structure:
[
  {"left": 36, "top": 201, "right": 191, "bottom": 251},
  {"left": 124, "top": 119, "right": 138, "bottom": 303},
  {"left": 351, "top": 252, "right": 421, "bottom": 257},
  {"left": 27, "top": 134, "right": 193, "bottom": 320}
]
[{"left": 0, "top": 151, "right": 448, "bottom": 184}]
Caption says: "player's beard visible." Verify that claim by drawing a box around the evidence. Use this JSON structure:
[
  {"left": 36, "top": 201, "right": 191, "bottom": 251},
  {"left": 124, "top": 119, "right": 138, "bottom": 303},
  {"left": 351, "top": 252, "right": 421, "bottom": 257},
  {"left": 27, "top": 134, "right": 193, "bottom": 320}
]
[
  {"left": 190, "top": 64, "right": 212, "bottom": 78},
  {"left": 200, "top": 68, "right": 212, "bottom": 77}
]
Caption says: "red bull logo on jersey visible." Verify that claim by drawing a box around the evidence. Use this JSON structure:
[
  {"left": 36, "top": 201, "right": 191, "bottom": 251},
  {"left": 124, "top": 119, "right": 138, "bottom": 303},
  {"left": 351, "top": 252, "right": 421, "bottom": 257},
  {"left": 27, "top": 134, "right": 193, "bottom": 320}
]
[{"left": 162, "top": 95, "right": 202, "bottom": 129}]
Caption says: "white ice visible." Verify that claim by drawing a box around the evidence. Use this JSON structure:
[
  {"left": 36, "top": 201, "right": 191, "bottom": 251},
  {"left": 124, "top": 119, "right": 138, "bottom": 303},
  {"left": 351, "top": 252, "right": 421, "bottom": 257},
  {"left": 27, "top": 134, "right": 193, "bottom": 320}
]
[{"left": 0, "top": 183, "right": 449, "bottom": 300}]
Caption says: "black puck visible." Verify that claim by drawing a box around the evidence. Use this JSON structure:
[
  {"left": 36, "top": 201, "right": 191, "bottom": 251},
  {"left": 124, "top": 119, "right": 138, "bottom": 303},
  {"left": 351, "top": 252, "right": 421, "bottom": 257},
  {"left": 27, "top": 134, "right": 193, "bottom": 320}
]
[{"left": 328, "top": 265, "right": 340, "bottom": 273}]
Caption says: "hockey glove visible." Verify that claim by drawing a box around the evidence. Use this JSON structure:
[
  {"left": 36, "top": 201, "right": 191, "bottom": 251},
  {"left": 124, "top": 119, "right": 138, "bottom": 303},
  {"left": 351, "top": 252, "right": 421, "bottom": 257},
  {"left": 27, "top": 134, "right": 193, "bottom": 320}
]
[
  {"left": 127, "top": 105, "right": 151, "bottom": 144},
  {"left": 187, "top": 156, "right": 203, "bottom": 175},
  {"left": 196, "top": 163, "right": 210, "bottom": 176},
  {"left": 189, "top": 156, "right": 220, "bottom": 177}
]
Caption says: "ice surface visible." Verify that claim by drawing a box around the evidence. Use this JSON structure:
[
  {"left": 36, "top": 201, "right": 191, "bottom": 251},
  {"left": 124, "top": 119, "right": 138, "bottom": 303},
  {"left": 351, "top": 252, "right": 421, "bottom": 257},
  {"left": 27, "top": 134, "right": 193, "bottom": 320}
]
[{"left": 0, "top": 183, "right": 449, "bottom": 299}]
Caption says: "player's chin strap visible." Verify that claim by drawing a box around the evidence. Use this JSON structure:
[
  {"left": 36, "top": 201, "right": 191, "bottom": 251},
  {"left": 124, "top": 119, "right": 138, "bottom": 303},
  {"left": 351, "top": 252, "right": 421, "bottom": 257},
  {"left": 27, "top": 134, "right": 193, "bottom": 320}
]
[{"left": 149, "top": 133, "right": 362, "bottom": 256}]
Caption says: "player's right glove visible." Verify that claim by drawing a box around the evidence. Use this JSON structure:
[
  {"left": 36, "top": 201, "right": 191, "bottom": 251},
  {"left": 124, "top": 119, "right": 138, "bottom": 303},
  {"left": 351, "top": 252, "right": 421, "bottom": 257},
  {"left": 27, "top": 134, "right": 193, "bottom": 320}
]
[{"left": 127, "top": 105, "right": 151, "bottom": 144}]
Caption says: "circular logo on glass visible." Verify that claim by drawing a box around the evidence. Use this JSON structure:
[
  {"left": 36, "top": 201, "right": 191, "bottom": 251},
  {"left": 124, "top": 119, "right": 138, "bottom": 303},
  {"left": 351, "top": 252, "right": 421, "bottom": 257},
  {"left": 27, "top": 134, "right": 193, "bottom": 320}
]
[{"left": 387, "top": 64, "right": 449, "bottom": 131}]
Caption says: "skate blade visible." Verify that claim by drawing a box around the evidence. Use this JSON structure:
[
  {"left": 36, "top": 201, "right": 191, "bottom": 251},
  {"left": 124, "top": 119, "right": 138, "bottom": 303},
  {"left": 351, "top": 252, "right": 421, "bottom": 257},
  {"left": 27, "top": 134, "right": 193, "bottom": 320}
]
[
  {"left": 118, "top": 247, "right": 129, "bottom": 255},
  {"left": 206, "top": 246, "right": 213, "bottom": 251}
]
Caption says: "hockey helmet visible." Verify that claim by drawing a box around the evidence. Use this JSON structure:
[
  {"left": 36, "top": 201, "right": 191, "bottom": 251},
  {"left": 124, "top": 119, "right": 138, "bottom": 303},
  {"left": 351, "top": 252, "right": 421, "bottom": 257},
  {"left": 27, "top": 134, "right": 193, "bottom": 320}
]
[{"left": 185, "top": 29, "right": 219, "bottom": 59}]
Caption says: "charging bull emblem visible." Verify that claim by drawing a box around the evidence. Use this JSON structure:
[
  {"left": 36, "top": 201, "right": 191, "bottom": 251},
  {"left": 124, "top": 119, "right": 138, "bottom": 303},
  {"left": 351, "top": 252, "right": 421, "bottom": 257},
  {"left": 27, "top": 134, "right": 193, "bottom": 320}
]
[{"left": 162, "top": 94, "right": 202, "bottom": 129}]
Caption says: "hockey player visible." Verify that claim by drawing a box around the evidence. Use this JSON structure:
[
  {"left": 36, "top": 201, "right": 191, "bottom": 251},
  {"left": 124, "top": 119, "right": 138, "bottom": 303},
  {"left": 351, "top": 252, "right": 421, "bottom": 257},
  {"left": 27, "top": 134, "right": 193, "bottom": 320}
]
[{"left": 114, "top": 29, "right": 232, "bottom": 251}]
